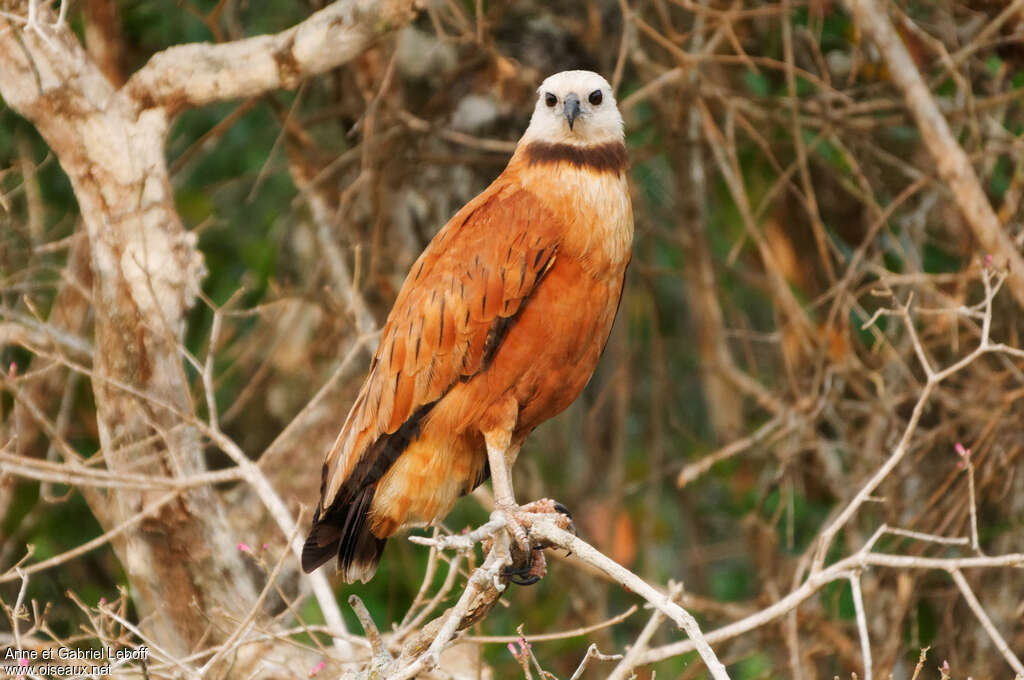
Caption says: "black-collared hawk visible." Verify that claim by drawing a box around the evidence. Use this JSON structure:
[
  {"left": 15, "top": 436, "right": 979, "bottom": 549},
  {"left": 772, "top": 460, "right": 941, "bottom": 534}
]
[{"left": 302, "top": 70, "right": 633, "bottom": 582}]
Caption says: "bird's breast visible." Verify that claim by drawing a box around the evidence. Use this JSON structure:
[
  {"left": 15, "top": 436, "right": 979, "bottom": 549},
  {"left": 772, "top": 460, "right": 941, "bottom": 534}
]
[
  {"left": 517, "top": 163, "right": 634, "bottom": 275},
  {"left": 495, "top": 256, "right": 625, "bottom": 434}
]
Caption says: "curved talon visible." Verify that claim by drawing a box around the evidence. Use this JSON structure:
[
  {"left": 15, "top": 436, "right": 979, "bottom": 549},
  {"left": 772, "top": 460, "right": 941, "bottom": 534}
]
[
  {"left": 553, "top": 502, "right": 577, "bottom": 535},
  {"left": 502, "top": 564, "right": 541, "bottom": 586},
  {"left": 501, "top": 549, "right": 546, "bottom": 586},
  {"left": 508, "top": 572, "right": 541, "bottom": 586}
]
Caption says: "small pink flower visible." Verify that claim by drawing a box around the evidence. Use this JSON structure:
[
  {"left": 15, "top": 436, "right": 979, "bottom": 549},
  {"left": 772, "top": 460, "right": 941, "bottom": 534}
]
[
  {"left": 19, "top": 658, "right": 29, "bottom": 667},
  {"left": 262, "top": 543, "right": 268, "bottom": 551},
  {"left": 507, "top": 638, "right": 532, "bottom": 661},
  {"left": 237, "top": 542, "right": 252, "bottom": 553},
  {"left": 955, "top": 442, "right": 971, "bottom": 469},
  {"left": 984, "top": 253, "right": 994, "bottom": 269},
  {"left": 308, "top": 660, "right": 325, "bottom": 677},
  {"left": 99, "top": 597, "right": 107, "bottom": 606},
  {"left": 8, "top": 362, "right": 16, "bottom": 377}
]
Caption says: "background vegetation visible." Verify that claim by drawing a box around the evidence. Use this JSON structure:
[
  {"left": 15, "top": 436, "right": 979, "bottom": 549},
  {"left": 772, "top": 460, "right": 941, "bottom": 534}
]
[{"left": 2, "top": 0, "right": 1023, "bottom": 678}]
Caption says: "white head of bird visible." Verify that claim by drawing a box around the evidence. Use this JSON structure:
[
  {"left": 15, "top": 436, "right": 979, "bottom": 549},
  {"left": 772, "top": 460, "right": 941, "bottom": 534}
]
[{"left": 521, "top": 70, "right": 624, "bottom": 147}]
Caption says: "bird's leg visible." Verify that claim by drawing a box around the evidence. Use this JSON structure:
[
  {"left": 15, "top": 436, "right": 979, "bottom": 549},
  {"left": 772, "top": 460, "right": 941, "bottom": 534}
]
[
  {"left": 484, "top": 432, "right": 530, "bottom": 559},
  {"left": 485, "top": 438, "right": 518, "bottom": 509},
  {"left": 483, "top": 432, "right": 577, "bottom": 586},
  {"left": 480, "top": 399, "right": 563, "bottom": 585},
  {"left": 484, "top": 430, "right": 551, "bottom": 585}
]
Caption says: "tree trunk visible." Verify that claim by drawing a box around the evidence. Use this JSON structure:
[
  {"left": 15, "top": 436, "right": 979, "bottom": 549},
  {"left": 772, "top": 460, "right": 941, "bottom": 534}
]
[
  {"left": 0, "top": 12, "right": 261, "bottom": 656},
  {"left": 0, "top": 0, "right": 417, "bottom": 670}
]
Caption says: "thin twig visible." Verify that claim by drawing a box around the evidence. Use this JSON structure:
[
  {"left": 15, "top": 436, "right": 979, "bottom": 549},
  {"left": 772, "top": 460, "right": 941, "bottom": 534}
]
[
  {"left": 849, "top": 574, "right": 872, "bottom": 680},
  {"left": 569, "top": 644, "right": 623, "bottom": 680},
  {"left": 529, "top": 517, "right": 730, "bottom": 680},
  {"left": 949, "top": 569, "right": 1024, "bottom": 675},
  {"left": 607, "top": 583, "right": 682, "bottom": 680}
]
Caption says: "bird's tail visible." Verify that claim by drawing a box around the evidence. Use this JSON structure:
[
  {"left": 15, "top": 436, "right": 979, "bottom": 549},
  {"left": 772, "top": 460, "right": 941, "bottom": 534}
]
[{"left": 301, "top": 486, "right": 387, "bottom": 582}]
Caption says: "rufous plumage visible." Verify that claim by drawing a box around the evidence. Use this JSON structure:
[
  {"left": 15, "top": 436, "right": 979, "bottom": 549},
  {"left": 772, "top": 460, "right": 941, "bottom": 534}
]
[{"left": 303, "top": 70, "right": 633, "bottom": 582}]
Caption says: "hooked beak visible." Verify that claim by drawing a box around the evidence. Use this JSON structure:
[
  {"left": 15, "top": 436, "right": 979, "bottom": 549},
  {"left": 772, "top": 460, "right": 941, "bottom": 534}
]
[{"left": 563, "top": 93, "right": 581, "bottom": 131}]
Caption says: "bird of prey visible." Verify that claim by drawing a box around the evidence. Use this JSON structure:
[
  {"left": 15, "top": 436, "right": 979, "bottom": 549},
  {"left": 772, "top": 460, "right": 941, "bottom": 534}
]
[{"left": 302, "top": 70, "right": 633, "bottom": 582}]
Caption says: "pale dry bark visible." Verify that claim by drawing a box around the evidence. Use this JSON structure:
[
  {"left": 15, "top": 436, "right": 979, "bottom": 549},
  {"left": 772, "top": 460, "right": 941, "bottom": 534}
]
[
  {"left": 0, "top": 13, "right": 234, "bottom": 656},
  {"left": 0, "top": 0, "right": 417, "bottom": 671}
]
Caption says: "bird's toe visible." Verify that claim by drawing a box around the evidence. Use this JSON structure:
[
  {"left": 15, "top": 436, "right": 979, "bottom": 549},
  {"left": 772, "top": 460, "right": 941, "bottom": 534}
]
[
  {"left": 518, "top": 498, "right": 576, "bottom": 534},
  {"left": 496, "top": 503, "right": 533, "bottom": 564}
]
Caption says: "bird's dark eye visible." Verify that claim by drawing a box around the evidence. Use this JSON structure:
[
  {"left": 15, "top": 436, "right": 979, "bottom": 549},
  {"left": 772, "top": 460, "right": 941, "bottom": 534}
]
[
  {"left": 589, "top": 89, "right": 603, "bottom": 106},
  {"left": 545, "top": 93, "right": 557, "bottom": 107}
]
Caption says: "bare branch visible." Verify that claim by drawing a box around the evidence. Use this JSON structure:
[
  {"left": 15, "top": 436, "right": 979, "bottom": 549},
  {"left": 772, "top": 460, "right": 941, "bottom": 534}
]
[
  {"left": 843, "top": 0, "right": 1024, "bottom": 309},
  {"left": 124, "top": 0, "right": 419, "bottom": 112},
  {"left": 529, "top": 517, "right": 731, "bottom": 680}
]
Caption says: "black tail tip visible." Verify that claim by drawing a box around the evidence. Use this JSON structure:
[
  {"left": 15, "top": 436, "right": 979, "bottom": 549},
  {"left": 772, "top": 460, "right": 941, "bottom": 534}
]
[
  {"left": 302, "top": 523, "right": 340, "bottom": 574},
  {"left": 337, "top": 529, "right": 387, "bottom": 583},
  {"left": 302, "top": 519, "right": 388, "bottom": 583}
]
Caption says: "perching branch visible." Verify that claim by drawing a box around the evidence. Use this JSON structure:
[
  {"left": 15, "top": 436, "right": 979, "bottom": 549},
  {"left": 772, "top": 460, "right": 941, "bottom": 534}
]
[{"left": 529, "top": 518, "right": 731, "bottom": 680}]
